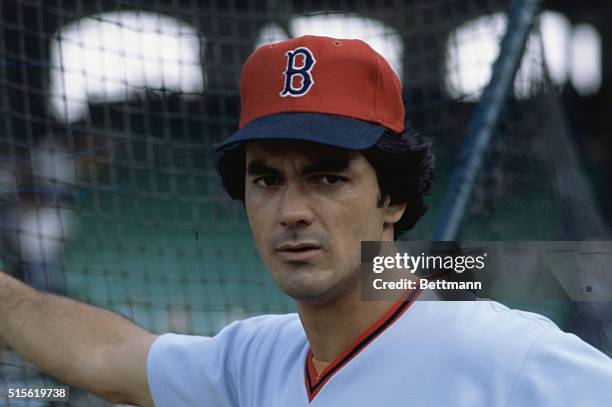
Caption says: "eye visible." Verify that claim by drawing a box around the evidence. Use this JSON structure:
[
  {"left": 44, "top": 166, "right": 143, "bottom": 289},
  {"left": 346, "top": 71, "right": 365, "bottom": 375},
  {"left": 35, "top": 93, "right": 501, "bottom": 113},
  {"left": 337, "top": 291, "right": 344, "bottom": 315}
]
[
  {"left": 315, "top": 174, "right": 347, "bottom": 185},
  {"left": 254, "top": 175, "right": 282, "bottom": 187}
]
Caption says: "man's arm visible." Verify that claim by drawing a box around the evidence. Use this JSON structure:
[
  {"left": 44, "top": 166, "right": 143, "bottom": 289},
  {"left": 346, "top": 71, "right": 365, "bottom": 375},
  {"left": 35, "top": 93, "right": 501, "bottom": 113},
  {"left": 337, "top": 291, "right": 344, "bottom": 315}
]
[{"left": 0, "top": 271, "right": 157, "bottom": 406}]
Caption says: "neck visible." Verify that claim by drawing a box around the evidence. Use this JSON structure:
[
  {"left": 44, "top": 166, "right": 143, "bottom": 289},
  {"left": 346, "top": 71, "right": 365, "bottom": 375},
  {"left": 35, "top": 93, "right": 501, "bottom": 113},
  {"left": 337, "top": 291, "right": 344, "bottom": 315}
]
[
  {"left": 297, "top": 283, "right": 402, "bottom": 363},
  {"left": 298, "top": 228, "right": 401, "bottom": 363}
]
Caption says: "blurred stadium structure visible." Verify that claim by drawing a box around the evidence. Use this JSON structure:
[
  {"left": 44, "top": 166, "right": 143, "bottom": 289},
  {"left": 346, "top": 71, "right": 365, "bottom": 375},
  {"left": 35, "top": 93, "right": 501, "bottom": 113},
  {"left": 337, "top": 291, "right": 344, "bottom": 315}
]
[{"left": 1, "top": 0, "right": 611, "bottom": 405}]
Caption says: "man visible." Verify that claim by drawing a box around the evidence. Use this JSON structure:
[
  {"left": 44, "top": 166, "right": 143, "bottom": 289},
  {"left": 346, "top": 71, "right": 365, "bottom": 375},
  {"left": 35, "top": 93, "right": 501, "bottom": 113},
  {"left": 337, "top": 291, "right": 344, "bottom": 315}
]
[{"left": 1, "top": 35, "right": 612, "bottom": 406}]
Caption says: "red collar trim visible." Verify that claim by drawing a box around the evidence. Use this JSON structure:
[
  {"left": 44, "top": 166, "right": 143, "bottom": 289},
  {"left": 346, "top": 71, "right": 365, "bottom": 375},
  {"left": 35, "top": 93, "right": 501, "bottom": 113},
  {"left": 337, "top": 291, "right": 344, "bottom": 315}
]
[{"left": 304, "top": 287, "right": 423, "bottom": 402}]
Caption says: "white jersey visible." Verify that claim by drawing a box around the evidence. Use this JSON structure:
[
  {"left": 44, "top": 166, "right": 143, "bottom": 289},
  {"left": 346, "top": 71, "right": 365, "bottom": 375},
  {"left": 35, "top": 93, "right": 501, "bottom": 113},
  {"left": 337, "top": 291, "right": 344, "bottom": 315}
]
[{"left": 147, "top": 291, "right": 612, "bottom": 406}]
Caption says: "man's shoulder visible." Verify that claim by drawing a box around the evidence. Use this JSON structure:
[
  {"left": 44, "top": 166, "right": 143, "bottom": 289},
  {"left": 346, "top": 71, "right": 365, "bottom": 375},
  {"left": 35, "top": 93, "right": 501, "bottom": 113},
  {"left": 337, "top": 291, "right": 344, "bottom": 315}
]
[
  {"left": 411, "top": 299, "right": 557, "bottom": 335},
  {"left": 153, "top": 312, "right": 303, "bottom": 351},
  {"left": 406, "top": 301, "right": 560, "bottom": 368},
  {"left": 461, "top": 300, "right": 557, "bottom": 332},
  {"left": 229, "top": 312, "right": 303, "bottom": 340},
  {"left": 459, "top": 301, "right": 560, "bottom": 357},
  {"left": 392, "top": 302, "right": 612, "bottom": 405},
  {"left": 150, "top": 312, "right": 304, "bottom": 377},
  {"left": 202, "top": 312, "right": 306, "bottom": 357}
]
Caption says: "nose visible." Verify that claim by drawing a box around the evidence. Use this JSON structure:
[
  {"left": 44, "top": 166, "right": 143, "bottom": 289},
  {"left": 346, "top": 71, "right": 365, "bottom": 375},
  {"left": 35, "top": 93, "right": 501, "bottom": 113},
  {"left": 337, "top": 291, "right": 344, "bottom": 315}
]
[{"left": 278, "top": 182, "right": 314, "bottom": 230}]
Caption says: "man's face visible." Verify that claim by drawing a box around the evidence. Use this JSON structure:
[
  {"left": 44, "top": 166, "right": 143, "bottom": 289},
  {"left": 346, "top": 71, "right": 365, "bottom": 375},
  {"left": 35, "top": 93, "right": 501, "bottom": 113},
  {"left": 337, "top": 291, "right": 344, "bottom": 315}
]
[{"left": 244, "top": 140, "right": 405, "bottom": 303}]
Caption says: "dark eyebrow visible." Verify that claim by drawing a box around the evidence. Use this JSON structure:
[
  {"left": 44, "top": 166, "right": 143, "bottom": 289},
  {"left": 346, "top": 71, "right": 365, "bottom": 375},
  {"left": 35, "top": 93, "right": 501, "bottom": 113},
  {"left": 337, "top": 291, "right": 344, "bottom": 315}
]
[
  {"left": 301, "top": 156, "right": 351, "bottom": 175},
  {"left": 246, "top": 156, "right": 352, "bottom": 177},
  {"left": 246, "top": 160, "right": 282, "bottom": 176}
]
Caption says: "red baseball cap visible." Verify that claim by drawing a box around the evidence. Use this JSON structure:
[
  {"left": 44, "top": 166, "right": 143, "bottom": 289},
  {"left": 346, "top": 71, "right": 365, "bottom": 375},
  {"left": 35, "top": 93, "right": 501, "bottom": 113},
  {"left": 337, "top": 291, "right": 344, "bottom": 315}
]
[{"left": 216, "top": 35, "right": 405, "bottom": 150}]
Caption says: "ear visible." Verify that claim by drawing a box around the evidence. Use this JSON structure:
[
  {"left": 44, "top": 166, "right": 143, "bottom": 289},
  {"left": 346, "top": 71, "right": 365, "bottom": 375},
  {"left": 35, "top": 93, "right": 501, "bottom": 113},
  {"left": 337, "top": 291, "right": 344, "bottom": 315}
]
[{"left": 381, "top": 195, "right": 407, "bottom": 225}]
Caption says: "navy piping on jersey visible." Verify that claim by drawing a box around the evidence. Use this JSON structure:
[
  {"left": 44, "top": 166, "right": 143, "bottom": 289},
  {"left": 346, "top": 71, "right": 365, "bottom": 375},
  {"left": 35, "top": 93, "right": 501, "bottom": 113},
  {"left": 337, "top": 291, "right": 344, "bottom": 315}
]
[{"left": 304, "top": 287, "right": 424, "bottom": 401}]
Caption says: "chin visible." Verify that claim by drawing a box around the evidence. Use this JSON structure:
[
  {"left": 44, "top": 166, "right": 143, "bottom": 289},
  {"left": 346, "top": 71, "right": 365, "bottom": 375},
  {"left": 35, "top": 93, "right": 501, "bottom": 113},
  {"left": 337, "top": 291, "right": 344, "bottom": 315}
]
[
  {"left": 270, "top": 270, "right": 331, "bottom": 302},
  {"left": 284, "top": 289, "right": 337, "bottom": 304},
  {"left": 275, "top": 277, "right": 325, "bottom": 301},
  {"left": 276, "top": 274, "right": 355, "bottom": 305},
  {"left": 267, "top": 258, "right": 360, "bottom": 303}
]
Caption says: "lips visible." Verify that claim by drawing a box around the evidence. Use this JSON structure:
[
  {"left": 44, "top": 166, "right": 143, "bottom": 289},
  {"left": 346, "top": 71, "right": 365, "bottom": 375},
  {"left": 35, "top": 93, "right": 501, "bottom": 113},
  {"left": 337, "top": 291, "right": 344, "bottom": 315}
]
[{"left": 276, "top": 242, "right": 322, "bottom": 262}]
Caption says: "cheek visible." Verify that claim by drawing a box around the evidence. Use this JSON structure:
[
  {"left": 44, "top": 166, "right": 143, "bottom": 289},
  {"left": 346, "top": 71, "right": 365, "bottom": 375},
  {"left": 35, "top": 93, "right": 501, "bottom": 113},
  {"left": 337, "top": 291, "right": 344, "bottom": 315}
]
[
  {"left": 248, "top": 208, "right": 266, "bottom": 237},
  {"left": 327, "top": 200, "right": 385, "bottom": 251},
  {"left": 247, "top": 209, "right": 275, "bottom": 267},
  {"left": 245, "top": 194, "right": 269, "bottom": 245}
]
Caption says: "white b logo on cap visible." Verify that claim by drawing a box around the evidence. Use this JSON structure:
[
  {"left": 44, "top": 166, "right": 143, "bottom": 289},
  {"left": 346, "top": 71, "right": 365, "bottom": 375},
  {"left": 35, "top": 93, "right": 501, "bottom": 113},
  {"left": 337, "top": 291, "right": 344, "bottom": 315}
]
[{"left": 280, "top": 47, "right": 316, "bottom": 97}]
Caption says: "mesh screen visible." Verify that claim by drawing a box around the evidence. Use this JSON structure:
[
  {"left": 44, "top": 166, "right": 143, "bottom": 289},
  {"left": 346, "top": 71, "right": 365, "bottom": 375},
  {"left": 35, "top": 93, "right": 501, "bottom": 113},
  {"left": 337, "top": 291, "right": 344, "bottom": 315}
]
[{"left": 1, "top": 0, "right": 610, "bottom": 405}]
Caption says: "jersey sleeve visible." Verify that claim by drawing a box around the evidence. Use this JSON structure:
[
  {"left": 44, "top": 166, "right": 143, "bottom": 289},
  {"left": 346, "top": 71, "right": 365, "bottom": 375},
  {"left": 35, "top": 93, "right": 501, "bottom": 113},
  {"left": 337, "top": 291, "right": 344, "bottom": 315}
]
[
  {"left": 147, "top": 323, "right": 244, "bottom": 407},
  {"left": 509, "top": 326, "right": 612, "bottom": 406}
]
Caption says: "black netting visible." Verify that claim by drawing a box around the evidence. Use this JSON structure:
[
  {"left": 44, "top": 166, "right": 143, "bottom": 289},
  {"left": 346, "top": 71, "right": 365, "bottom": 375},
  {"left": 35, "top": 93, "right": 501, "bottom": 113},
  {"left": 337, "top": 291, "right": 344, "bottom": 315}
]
[{"left": 1, "top": 1, "right": 610, "bottom": 405}]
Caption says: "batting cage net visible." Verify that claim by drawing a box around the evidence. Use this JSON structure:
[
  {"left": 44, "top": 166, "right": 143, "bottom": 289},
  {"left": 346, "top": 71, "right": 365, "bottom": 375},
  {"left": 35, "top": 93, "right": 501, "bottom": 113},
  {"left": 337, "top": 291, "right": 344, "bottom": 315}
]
[{"left": 0, "top": 0, "right": 610, "bottom": 405}]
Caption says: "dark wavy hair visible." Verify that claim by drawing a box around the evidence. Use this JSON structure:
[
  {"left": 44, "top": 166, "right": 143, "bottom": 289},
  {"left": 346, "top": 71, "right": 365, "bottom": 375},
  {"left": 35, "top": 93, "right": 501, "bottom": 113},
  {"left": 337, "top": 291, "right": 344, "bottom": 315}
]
[{"left": 216, "top": 129, "right": 434, "bottom": 238}]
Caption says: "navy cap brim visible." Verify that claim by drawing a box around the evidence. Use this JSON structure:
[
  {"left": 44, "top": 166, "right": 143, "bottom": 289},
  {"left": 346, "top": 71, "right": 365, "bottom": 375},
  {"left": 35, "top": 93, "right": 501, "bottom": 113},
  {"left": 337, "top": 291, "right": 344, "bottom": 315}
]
[{"left": 215, "top": 112, "right": 386, "bottom": 151}]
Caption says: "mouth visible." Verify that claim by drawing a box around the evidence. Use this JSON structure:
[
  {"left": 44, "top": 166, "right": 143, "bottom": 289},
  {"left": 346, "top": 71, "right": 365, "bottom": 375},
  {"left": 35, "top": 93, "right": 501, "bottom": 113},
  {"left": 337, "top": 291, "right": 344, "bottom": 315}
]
[{"left": 276, "top": 242, "right": 322, "bottom": 262}]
